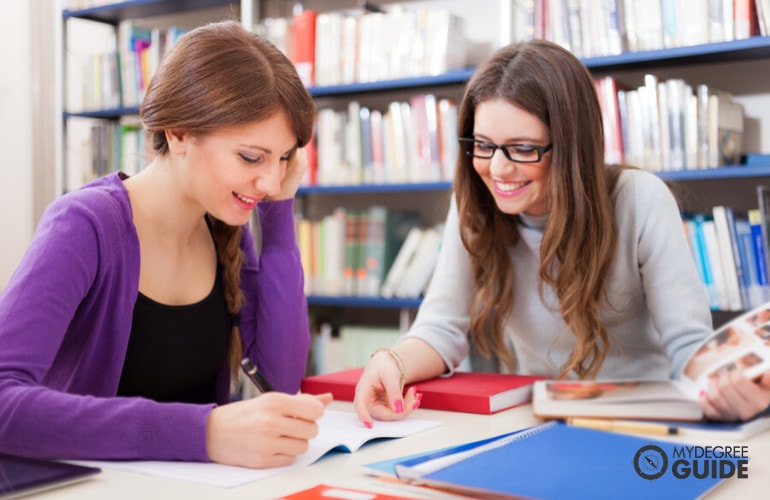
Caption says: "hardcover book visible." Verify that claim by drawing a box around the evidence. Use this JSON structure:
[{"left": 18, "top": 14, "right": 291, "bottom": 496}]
[
  {"left": 302, "top": 368, "right": 545, "bottom": 415},
  {"left": 533, "top": 300, "right": 770, "bottom": 421}
]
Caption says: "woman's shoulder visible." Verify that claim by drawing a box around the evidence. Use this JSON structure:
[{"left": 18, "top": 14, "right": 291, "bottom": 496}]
[
  {"left": 613, "top": 167, "right": 675, "bottom": 205},
  {"left": 44, "top": 173, "right": 133, "bottom": 233}
]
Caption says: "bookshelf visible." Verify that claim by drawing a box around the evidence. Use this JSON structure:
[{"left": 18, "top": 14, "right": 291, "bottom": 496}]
[
  {"left": 278, "top": 2, "right": 770, "bottom": 352},
  {"left": 58, "top": 1, "right": 770, "bottom": 344},
  {"left": 57, "top": 0, "right": 244, "bottom": 195},
  {"left": 297, "top": 40, "right": 770, "bottom": 300}
]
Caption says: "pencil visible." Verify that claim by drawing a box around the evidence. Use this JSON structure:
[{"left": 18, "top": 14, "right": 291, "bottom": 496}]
[{"left": 566, "top": 417, "right": 679, "bottom": 436}]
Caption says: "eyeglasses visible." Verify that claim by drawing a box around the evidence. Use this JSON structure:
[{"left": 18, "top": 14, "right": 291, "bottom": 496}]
[{"left": 458, "top": 137, "right": 552, "bottom": 163}]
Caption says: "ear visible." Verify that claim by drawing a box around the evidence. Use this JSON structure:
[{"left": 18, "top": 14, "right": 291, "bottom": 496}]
[{"left": 165, "top": 129, "right": 189, "bottom": 155}]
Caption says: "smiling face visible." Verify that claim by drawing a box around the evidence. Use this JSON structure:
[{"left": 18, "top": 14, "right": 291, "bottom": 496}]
[
  {"left": 177, "top": 111, "right": 297, "bottom": 226},
  {"left": 471, "top": 98, "right": 552, "bottom": 216}
]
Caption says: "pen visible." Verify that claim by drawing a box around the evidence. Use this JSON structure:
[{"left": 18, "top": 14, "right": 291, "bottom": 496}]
[
  {"left": 566, "top": 418, "right": 679, "bottom": 436},
  {"left": 240, "top": 357, "right": 274, "bottom": 394}
]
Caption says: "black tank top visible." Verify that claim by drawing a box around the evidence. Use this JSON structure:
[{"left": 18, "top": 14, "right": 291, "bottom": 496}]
[{"left": 117, "top": 269, "right": 229, "bottom": 404}]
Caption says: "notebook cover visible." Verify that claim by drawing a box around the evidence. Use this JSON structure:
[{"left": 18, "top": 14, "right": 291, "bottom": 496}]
[{"left": 395, "top": 421, "right": 745, "bottom": 500}]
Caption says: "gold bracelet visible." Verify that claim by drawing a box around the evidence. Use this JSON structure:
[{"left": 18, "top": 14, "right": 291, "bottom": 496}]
[{"left": 372, "top": 347, "right": 406, "bottom": 390}]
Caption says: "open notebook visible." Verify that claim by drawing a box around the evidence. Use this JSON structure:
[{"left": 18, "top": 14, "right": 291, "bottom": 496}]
[{"left": 72, "top": 410, "right": 440, "bottom": 488}]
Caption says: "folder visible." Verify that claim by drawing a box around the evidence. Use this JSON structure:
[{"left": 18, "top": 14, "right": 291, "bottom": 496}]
[{"left": 394, "top": 421, "right": 746, "bottom": 499}]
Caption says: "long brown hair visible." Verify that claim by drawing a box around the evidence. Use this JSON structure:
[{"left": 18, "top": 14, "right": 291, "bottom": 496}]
[
  {"left": 140, "top": 20, "right": 315, "bottom": 382},
  {"left": 455, "top": 39, "right": 624, "bottom": 379}
]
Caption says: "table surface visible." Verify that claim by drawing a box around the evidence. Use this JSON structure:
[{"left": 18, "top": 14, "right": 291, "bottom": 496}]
[{"left": 30, "top": 401, "right": 770, "bottom": 499}]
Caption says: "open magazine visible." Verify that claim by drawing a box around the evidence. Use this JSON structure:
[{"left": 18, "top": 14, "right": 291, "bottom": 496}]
[{"left": 533, "top": 302, "right": 770, "bottom": 421}]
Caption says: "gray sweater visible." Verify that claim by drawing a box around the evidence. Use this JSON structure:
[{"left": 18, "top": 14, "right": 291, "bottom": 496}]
[{"left": 404, "top": 169, "right": 712, "bottom": 380}]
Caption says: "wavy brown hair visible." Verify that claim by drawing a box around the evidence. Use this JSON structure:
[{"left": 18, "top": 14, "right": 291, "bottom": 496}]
[
  {"left": 140, "top": 20, "right": 315, "bottom": 382},
  {"left": 455, "top": 39, "right": 625, "bottom": 379}
]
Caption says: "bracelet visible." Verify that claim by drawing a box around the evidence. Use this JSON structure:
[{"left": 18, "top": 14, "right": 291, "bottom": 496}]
[{"left": 372, "top": 347, "right": 406, "bottom": 390}]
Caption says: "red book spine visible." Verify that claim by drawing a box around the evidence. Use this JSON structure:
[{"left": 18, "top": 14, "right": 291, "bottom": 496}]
[{"left": 292, "top": 10, "right": 317, "bottom": 87}]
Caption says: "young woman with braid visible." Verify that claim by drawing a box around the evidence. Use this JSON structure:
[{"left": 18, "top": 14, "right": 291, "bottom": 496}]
[
  {"left": 354, "top": 39, "right": 770, "bottom": 427},
  {"left": 0, "top": 21, "right": 330, "bottom": 468}
]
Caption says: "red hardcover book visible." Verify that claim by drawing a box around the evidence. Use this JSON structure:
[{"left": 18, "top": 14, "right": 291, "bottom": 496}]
[
  {"left": 292, "top": 10, "right": 316, "bottom": 87},
  {"left": 301, "top": 368, "right": 545, "bottom": 415}
]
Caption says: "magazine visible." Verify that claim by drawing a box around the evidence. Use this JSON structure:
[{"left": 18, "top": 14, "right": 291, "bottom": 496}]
[{"left": 533, "top": 302, "right": 770, "bottom": 421}]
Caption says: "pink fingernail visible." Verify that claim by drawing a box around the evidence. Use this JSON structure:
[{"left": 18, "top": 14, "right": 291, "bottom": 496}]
[
  {"left": 416, "top": 392, "right": 423, "bottom": 402},
  {"left": 412, "top": 400, "right": 421, "bottom": 411},
  {"left": 699, "top": 390, "right": 705, "bottom": 398},
  {"left": 394, "top": 400, "right": 404, "bottom": 414},
  {"left": 364, "top": 420, "right": 373, "bottom": 429}
]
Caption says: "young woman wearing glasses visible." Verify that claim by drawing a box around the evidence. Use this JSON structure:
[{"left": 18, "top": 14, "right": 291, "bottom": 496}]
[{"left": 354, "top": 39, "right": 770, "bottom": 426}]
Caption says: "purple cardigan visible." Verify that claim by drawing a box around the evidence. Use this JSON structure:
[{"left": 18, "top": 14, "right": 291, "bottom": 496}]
[{"left": 0, "top": 173, "right": 310, "bottom": 461}]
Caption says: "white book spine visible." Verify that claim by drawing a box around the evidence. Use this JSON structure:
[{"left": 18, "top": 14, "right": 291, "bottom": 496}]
[{"left": 381, "top": 227, "right": 424, "bottom": 299}]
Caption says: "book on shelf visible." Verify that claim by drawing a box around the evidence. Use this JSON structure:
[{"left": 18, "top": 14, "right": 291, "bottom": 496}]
[
  {"left": 391, "top": 421, "right": 743, "bottom": 500},
  {"left": 748, "top": 208, "right": 770, "bottom": 288},
  {"left": 735, "top": 216, "right": 770, "bottom": 308},
  {"left": 394, "top": 224, "right": 444, "bottom": 299},
  {"left": 714, "top": 92, "right": 744, "bottom": 166},
  {"left": 345, "top": 101, "right": 363, "bottom": 184},
  {"left": 759, "top": 0, "right": 770, "bottom": 35},
  {"left": 342, "top": 209, "right": 362, "bottom": 296},
  {"left": 291, "top": 9, "right": 316, "bottom": 87},
  {"left": 312, "top": 12, "right": 342, "bottom": 87},
  {"left": 594, "top": 76, "right": 625, "bottom": 165},
  {"left": 295, "top": 217, "right": 314, "bottom": 295},
  {"left": 437, "top": 98, "right": 458, "bottom": 180},
  {"left": 301, "top": 368, "right": 546, "bottom": 415},
  {"left": 361, "top": 207, "right": 421, "bottom": 297},
  {"left": 321, "top": 208, "right": 346, "bottom": 295},
  {"left": 380, "top": 226, "right": 424, "bottom": 299},
  {"left": 757, "top": 185, "right": 770, "bottom": 279},
  {"left": 712, "top": 205, "right": 745, "bottom": 310},
  {"left": 533, "top": 299, "right": 770, "bottom": 422}
]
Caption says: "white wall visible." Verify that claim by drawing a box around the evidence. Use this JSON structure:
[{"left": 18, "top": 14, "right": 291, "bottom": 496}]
[{"left": 0, "top": 1, "right": 34, "bottom": 291}]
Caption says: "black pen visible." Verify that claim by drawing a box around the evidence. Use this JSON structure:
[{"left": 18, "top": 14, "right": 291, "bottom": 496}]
[{"left": 240, "top": 357, "right": 274, "bottom": 394}]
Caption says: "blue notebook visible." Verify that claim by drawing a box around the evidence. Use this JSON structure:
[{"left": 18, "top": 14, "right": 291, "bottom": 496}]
[
  {"left": 364, "top": 428, "right": 530, "bottom": 476},
  {"left": 394, "top": 421, "right": 747, "bottom": 500}
]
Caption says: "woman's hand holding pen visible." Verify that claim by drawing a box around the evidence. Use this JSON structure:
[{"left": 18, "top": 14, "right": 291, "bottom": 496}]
[
  {"left": 205, "top": 392, "right": 332, "bottom": 469},
  {"left": 700, "top": 369, "right": 770, "bottom": 421}
]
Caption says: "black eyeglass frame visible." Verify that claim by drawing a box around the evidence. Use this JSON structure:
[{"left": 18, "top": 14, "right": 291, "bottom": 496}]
[{"left": 458, "top": 137, "right": 553, "bottom": 164}]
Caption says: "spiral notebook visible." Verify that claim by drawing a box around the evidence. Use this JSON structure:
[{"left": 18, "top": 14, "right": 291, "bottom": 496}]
[{"left": 394, "top": 421, "right": 745, "bottom": 500}]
